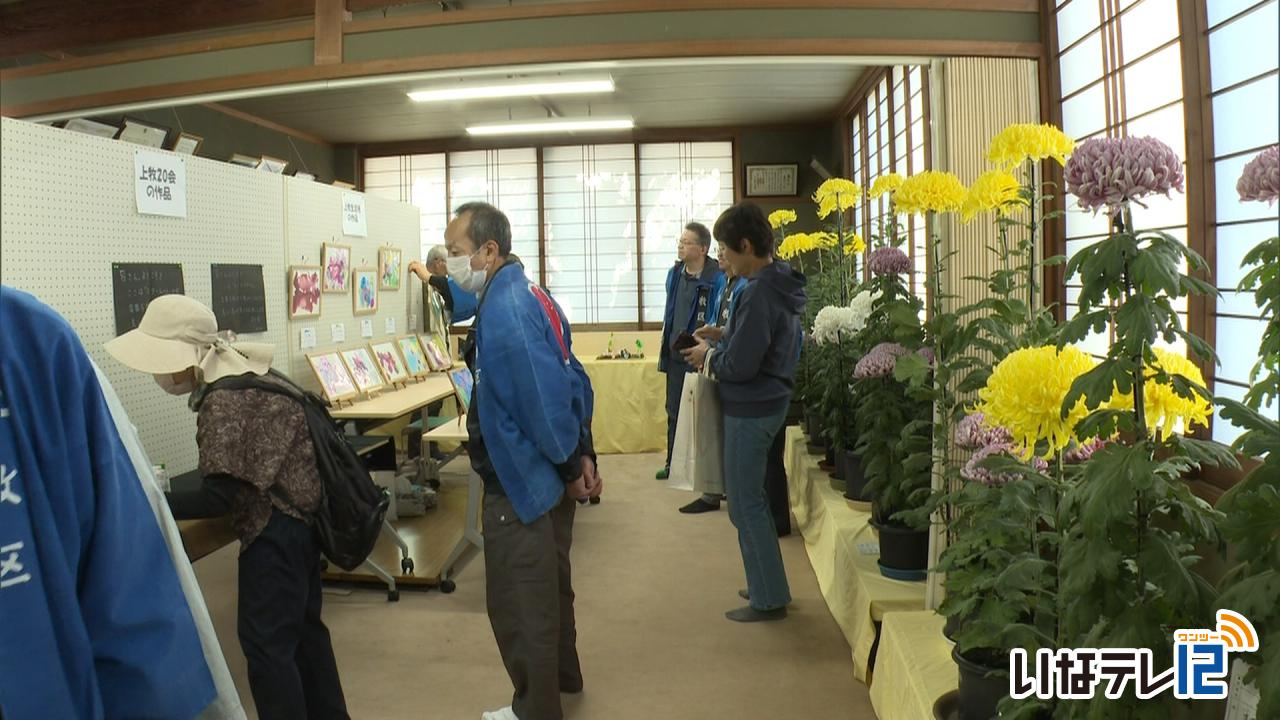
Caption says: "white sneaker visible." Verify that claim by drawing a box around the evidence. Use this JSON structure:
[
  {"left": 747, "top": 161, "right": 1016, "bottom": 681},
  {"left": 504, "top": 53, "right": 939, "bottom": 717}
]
[{"left": 482, "top": 707, "right": 518, "bottom": 720}]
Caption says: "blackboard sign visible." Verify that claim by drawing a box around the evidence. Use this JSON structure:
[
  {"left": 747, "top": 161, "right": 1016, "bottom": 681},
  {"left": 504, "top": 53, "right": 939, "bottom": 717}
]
[
  {"left": 210, "top": 264, "right": 267, "bottom": 334},
  {"left": 112, "top": 263, "right": 185, "bottom": 336}
]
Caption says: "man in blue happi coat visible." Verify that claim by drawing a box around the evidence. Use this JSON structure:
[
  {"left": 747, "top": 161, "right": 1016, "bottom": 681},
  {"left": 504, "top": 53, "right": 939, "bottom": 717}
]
[
  {"left": 0, "top": 286, "right": 214, "bottom": 720},
  {"left": 444, "top": 202, "right": 600, "bottom": 720},
  {"left": 655, "top": 222, "right": 723, "bottom": 480}
]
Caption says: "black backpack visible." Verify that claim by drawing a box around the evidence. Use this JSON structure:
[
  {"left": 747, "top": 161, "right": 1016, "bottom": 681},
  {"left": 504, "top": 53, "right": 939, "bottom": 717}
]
[{"left": 206, "top": 371, "right": 389, "bottom": 571}]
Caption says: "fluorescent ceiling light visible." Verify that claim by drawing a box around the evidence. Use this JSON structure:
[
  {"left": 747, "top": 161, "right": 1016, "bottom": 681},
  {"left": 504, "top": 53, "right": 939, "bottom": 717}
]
[
  {"left": 408, "top": 76, "right": 614, "bottom": 103},
  {"left": 466, "top": 118, "right": 635, "bottom": 136}
]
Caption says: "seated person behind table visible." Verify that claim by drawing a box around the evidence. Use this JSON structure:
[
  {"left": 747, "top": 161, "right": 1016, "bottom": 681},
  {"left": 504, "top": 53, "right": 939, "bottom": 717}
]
[
  {"left": 678, "top": 242, "right": 748, "bottom": 515},
  {"left": 105, "top": 294, "right": 350, "bottom": 720},
  {"left": 409, "top": 244, "right": 478, "bottom": 324}
]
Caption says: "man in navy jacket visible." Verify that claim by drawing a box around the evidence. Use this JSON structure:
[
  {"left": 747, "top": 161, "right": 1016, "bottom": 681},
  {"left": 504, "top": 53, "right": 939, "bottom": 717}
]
[
  {"left": 445, "top": 202, "right": 599, "bottom": 720},
  {"left": 655, "top": 222, "right": 722, "bottom": 480}
]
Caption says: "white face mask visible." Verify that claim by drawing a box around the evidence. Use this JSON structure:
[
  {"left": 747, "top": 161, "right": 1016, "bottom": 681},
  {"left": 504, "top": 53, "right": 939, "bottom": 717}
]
[
  {"left": 447, "top": 251, "right": 488, "bottom": 293},
  {"left": 155, "top": 372, "right": 197, "bottom": 396}
]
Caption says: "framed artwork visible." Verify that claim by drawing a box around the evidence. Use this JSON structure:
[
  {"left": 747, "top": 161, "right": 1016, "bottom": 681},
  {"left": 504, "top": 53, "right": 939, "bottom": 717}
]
[
  {"left": 340, "top": 347, "right": 384, "bottom": 394},
  {"left": 379, "top": 247, "right": 403, "bottom": 291},
  {"left": 420, "top": 333, "right": 450, "bottom": 371},
  {"left": 259, "top": 155, "right": 289, "bottom": 174},
  {"left": 321, "top": 243, "right": 351, "bottom": 294},
  {"left": 170, "top": 132, "right": 203, "bottom": 155},
  {"left": 63, "top": 118, "right": 120, "bottom": 139},
  {"left": 370, "top": 341, "right": 409, "bottom": 384},
  {"left": 745, "top": 164, "right": 799, "bottom": 197},
  {"left": 288, "top": 266, "right": 322, "bottom": 319},
  {"left": 396, "top": 335, "right": 431, "bottom": 378},
  {"left": 448, "top": 366, "right": 474, "bottom": 412},
  {"left": 352, "top": 268, "right": 378, "bottom": 315},
  {"left": 307, "top": 352, "right": 358, "bottom": 404},
  {"left": 117, "top": 117, "right": 170, "bottom": 148},
  {"left": 229, "top": 153, "right": 261, "bottom": 169}
]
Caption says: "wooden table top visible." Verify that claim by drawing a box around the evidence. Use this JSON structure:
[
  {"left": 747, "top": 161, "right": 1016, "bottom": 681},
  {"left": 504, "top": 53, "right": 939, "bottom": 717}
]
[{"left": 329, "top": 374, "right": 455, "bottom": 420}]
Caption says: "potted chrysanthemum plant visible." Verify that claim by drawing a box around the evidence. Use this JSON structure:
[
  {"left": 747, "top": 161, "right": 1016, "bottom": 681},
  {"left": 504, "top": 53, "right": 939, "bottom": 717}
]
[
  {"left": 1215, "top": 143, "right": 1279, "bottom": 718},
  {"left": 1054, "top": 135, "right": 1237, "bottom": 717},
  {"left": 937, "top": 345, "right": 1098, "bottom": 720}
]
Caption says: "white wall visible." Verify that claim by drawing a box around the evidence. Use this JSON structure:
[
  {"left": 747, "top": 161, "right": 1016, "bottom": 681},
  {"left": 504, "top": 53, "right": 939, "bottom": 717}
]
[{"left": 0, "top": 117, "right": 420, "bottom": 474}]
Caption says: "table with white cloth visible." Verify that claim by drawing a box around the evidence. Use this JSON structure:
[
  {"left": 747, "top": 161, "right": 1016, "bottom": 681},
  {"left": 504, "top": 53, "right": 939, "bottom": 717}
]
[
  {"left": 869, "top": 611, "right": 958, "bottom": 720},
  {"left": 782, "top": 425, "right": 928, "bottom": 683},
  {"left": 578, "top": 357, "right": 667, "bottom": 454}
]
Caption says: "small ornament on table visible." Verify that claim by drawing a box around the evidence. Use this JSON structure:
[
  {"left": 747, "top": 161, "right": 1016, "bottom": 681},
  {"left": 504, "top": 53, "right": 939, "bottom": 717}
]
[{"left": 634, "top": 338, "right": 644, "bottom": 359}]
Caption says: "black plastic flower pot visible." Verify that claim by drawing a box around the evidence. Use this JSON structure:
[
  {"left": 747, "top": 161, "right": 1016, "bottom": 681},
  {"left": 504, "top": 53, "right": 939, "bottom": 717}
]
[
  {"left": 828, "top": 450, "right": 847, "bottom": 492},
  {"left": 841, "top": 450, "right": 869, "bottom": 501},
  {"left": 819, "top": 444, "right": 836, "bottom": 472},
  {"left": 872, "top": 519, "right": 929, "bottom": 581},
  {"left": 953, "top": 645, "right": 1008, "bottom": 720}
]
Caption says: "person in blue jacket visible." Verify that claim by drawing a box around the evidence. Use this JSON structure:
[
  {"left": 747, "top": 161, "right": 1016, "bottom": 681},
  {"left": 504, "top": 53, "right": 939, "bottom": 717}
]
[
  {"left": 0, "top": 286, "right": 215, "bottom": 720},
  {"left": 444, "top": 201, "right": 600, "bottom": 720},
  {"left": 409, "top": 245, "right": 478, "bottom": 324},
  {"left": 683, "top": 203, "right": 807, "bottom": 623},
  {"left": 678, "top": 244, "right": 748, "bottom": 514},
  {"left": 656, "top": 222, "right": 723, "bottom": 480}
]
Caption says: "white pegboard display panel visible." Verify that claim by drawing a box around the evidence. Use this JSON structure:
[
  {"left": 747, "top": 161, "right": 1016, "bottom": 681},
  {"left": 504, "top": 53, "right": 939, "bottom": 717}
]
[
  {"left": 282, "top": 179, "right": 422, "bottom": 393},
  {"left": 0, "top": 117, "right": 421, "bottom": 474}
]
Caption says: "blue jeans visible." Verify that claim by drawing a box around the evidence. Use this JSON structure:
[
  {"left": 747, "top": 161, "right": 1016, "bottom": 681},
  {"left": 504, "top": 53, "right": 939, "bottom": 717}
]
[{"left": 724, "top": 410, "right": 792, "bottom": 611}]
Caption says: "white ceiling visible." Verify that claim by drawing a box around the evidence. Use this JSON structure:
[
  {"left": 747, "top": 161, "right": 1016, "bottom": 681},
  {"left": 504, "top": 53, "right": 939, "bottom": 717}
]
[{"left": 222, "top": 58, "right": 880, "bottom": 144}]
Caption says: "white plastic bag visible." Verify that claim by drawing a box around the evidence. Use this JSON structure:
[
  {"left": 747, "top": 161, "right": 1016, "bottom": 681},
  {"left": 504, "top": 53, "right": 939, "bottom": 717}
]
[{"left": 668, "top": 372, "right": 724, "bottom": 495}]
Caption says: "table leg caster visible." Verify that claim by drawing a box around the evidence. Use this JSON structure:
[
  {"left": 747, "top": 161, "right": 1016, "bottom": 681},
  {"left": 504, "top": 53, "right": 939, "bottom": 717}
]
[
  {"left": 439, "top": 579, "right": 457, "bottom": 594},
  {"left": 401, "top": 557, "right": 415, "bottom": 574}
]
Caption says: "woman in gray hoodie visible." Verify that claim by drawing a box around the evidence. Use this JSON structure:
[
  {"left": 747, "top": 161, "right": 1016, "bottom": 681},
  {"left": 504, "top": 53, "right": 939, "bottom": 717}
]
[{"left": 682, "top": 202, "right": 807, "bottom": 623}]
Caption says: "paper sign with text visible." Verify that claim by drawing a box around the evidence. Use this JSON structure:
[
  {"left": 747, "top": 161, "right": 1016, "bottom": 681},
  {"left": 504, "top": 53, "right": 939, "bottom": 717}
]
[
  {"left": 342, "top": 192, "right": 367, "bottom": 237},
  {"left": 134, "top": 150, "right": 187, "bottom": 218}
]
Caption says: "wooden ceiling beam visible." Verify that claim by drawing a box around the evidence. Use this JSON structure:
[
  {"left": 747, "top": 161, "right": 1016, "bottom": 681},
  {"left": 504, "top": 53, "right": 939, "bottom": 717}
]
[{"left": 0, "top": 0, "right": 314, "bottom": 59}]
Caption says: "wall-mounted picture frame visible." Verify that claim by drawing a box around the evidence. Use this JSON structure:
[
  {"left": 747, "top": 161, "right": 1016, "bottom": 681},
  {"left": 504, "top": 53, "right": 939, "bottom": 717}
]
[
  {"left": 62, "top": 117, "right": 120, "bottom": 139},
  {"left": 378, "top": 247, "right": 403, "bottom": 291},
  {"left": 229, "top": 153, "right": 261, "bottom": 169},
  {"left": 288, "top": 265, "right": 322, "bottom": 319},
  {"left": 170, "top": 132, "right": 203, "bottom": 155},
  {"left": 340, "top": 347, "right": 385, "bottom": 395},
  {"left": 370, "top": 341, "right": 409, "bottom": 384},
  {"left": 307, "top": 352, "right": 358, "bottom": 405},
  {"left": 259, "top": 155, "right": 289, "bottom": 174},
  {"left": 352, "top": 268, "right": 378, "bottom": 315},
  {"left": 117, "top": 116, "right": 170, "bottom": 148},
  {"left": 321, "top": 243, "right": 351, "bottom": 294},
  {"left": 745, "top": 163, "right": 799, "bottom": 197},
  {"left": 396, "top": 335, "right": 431, "bottom": 378}
]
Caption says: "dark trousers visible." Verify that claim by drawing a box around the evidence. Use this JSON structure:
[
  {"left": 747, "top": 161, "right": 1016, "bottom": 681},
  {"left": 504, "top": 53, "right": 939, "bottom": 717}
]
[
  {"left": 764, "top": 426, "right": 791, "bottom": 535},
  {"left": 483, "top": 493, "right": 581, "bottom": 720},
  {"left": 664, "top": 366, "right": 689, "bottom": 468},
  {"left": 239, "top": 511, "right": 349, "bottom": 720}
]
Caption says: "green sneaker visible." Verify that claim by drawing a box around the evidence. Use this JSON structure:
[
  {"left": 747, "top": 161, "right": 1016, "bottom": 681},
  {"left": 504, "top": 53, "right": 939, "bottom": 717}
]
[{"left": 655, "top": 467, "right": 670, "bottom": 480}]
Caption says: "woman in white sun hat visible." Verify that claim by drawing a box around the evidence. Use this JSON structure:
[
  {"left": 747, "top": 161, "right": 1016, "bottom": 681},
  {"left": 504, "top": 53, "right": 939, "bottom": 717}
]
[{"left": 105, "top": 294, "right": 349, "bottom": 720}]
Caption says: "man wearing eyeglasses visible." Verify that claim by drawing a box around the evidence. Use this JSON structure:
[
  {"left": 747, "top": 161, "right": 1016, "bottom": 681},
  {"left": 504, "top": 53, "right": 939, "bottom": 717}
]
[{"left": 656, "top": 222, "right": 723, "bottom": 481}]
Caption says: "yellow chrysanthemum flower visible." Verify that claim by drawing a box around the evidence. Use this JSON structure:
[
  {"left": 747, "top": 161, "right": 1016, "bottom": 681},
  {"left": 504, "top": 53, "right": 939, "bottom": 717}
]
[
  {"left": 843, "top": 233, "right": 866, "bottom": 255},
  {"left": 812, "top": 231, "right": 839, "bottom": 249},
  {"left": 961, "top": 169, "right": 1027, "bottom": 223},
  {"left": 1111, "top": 348, "right": 1214, "bottom": 440},
  {"left": 813, "top": 178, "right": 862, "bottom": 220},
  {"left": 868, "top": 173, "right": 904, "bottom": 200},
  {"left": 986, "top": 123, "right": 1075, "bottom": 170},
  {"left": 894, "top": 171, "right": 967, "bottom": 216},
  {"left": 777, "top": 232, "right": 816, "bottom": 260},
  {"left": 768, "top": 209, "right": 798, "bottom": 230},
  {"left": 976, "top": 345, "right": 1095, "bottom": 459}
]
